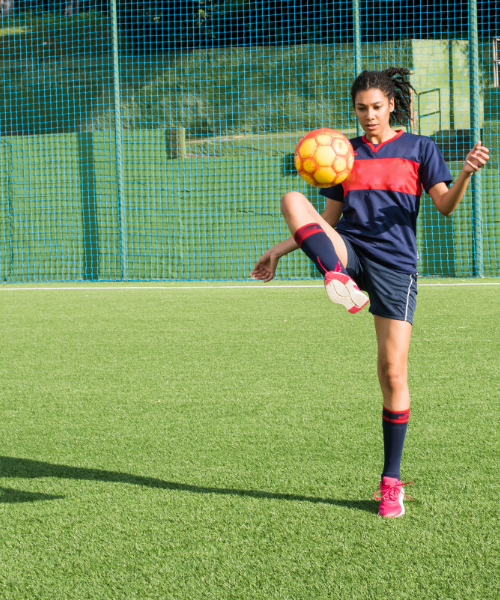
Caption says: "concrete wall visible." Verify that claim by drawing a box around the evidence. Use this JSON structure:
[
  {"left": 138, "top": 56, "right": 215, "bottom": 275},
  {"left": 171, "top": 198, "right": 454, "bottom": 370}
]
[{"left": 411, "top": 40, "right": 477, "bottom": 137}]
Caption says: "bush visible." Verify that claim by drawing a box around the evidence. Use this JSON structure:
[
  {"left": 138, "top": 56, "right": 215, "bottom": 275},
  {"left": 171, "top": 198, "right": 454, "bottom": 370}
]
[{"left": 91, "top": 45, "right": 358, "bottom": 137}]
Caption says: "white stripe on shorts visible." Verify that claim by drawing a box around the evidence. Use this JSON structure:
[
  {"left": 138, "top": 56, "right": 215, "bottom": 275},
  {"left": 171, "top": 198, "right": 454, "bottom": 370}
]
[{"left": 405, "top": 274, "right": 414, "bottom": 322}]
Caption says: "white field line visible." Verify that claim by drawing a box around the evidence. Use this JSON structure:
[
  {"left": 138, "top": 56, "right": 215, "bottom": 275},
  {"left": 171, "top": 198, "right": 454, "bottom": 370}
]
[{"left": 0, "top": 282, "right": 499, "bottom": 291}]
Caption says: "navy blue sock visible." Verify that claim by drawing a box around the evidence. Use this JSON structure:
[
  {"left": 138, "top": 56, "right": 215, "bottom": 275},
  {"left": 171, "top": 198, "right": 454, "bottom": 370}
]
[
  {"left": 381, "top": 407, "right": 410, "bottom": 480},
  {"left": 293, "top": 223, "right": 348, "bottom": 276}
]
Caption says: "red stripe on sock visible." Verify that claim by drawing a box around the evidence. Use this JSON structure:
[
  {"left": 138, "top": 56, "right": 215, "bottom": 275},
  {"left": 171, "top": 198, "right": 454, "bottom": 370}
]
[
  {"left": 293, "top": 223, "right": 324, "bottom": 248},
  {"left": 383, "top": 407, "right": 411, "bottom": 415},
  {"left": 382, "top": 415, "right": 410, "bottom": 423},
  {"left": 382, "top": 407, "right": 410, "bottom": 423}
]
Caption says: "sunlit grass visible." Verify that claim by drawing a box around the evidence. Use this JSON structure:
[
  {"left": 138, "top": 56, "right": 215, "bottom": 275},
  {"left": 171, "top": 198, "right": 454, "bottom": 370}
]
[{"left": 0, "top": 283, "right": 499, "bottom": 599}]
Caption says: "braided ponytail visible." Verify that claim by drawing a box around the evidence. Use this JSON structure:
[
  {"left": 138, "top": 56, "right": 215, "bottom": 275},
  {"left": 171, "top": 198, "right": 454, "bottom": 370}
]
[{"left": 350, "top": 68, "right": 416, "bottom": 125}]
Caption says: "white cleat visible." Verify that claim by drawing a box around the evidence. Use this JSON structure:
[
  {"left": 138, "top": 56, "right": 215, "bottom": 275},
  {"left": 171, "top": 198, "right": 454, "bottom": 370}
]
[{"left": 324, "top": 271, "right": 369, "bottom": 314}]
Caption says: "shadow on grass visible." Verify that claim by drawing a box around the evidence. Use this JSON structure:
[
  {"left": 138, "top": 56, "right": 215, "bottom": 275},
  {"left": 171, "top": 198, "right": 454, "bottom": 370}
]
[
  {"left": 0, "top": 486, "right": 64, "bottom": 504},
  {"left": 0, "top": 456, "right": 378, "bottom": 514}
]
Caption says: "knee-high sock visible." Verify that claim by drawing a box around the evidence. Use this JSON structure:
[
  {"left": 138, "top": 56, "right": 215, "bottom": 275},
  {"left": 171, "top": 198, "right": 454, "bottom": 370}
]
[
  {"left": 381, "top": 407, "right": 410, "bottom": 480},
  {"left": 293, "top": 223, "right": 348, "bottom": 276}
]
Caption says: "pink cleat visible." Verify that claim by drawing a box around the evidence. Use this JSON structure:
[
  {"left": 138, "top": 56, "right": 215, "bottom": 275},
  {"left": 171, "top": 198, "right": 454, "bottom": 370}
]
[
  {"left": 374, "top": 476, "right": 413, "bottom": 518},
  {"left": 324, "top": 269, "right": 369, "bottom": 314}
]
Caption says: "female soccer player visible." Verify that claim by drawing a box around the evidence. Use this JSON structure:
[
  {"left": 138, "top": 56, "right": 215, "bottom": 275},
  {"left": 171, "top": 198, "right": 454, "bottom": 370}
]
[{"left": 251, "top": 68, "right": 489, "bottom": 517}]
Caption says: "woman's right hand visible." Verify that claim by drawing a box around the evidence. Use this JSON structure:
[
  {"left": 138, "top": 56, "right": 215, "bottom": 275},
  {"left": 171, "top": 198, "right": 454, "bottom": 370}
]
[{"left": 250, "top": 249, "right": 280, "bottom": 282}]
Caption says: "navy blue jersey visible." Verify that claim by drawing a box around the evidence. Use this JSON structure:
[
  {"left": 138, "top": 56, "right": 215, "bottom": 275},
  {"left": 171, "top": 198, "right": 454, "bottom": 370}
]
[{"left": 319, "top": 130, "right": 452, "bottom": 273}]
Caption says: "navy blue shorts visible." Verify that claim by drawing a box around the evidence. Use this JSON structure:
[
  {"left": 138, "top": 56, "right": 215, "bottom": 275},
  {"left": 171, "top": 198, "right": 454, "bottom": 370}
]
[{"left": 341, "top": 236, "right": 418, "bottom": 324}]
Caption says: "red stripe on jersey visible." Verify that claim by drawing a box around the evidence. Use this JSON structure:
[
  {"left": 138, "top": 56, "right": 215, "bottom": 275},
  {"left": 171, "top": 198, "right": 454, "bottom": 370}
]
[{"left": 342, "top": 158, "right": 423, "bottom": 196}]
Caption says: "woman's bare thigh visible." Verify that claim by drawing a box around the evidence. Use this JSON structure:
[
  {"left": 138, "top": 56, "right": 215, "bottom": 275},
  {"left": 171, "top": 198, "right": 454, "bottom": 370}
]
[{"left": 280, "top": 191, "right": 348, "bottom": 267}]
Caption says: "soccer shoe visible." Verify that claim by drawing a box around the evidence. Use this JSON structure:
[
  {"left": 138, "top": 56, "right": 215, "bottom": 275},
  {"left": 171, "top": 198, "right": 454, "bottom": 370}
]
[
  {"left": 374, "top": 476, "right": 413, "bottom": 518},
  {"left": 324, "top": 270, "right": 369, "bottom": 314}
]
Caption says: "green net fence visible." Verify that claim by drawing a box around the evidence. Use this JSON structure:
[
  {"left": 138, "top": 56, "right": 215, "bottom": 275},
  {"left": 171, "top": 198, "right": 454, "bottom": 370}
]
[{"left": 0, "top": 0, "right": 498, "bottom": 281}]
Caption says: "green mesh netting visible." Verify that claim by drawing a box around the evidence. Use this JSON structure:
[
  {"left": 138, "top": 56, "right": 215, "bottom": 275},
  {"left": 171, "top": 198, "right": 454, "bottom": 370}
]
[{"left": 0, "top": 1, "right": 498, "bottom": 281}]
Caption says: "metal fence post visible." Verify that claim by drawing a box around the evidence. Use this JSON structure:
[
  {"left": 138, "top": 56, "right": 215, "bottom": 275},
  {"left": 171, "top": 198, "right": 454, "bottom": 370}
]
[
  {"left": 110, "top": 0, "right": 127, "bottom": 281},
  {"left": 469, "top": 0, "right": 483, "bottom": 277},
  {"left": 353, "top": 0, "right": 362, "bottom": 136}
]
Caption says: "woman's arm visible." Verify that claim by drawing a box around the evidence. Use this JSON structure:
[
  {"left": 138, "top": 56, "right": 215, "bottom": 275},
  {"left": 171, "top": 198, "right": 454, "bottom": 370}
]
[
  {"left": 428, "top": 142, "right": 489, "bottom": 217},
  {"left": 250, "top": 198, "right": 343, "bottom": 281}
]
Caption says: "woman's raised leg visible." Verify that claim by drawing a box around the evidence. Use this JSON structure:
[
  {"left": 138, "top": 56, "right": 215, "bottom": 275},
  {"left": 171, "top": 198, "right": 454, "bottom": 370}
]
[
  {"left": 280, "top": 191, "right": 348, "bottom": 267},
  {"left": 281, "top": 191, "right": 369, "bottom": 313}
]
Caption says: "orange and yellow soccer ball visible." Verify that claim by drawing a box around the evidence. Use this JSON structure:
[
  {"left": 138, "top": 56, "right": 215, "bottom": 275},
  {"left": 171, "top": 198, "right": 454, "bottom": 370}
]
[{"left": 294, "top": 128, "right": 354, "bottom": 188}]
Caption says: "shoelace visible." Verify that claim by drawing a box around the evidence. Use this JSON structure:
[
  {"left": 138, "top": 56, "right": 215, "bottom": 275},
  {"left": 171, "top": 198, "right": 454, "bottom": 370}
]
[{"left": 373, "top": 481, "right": 414, "bottom": 502}]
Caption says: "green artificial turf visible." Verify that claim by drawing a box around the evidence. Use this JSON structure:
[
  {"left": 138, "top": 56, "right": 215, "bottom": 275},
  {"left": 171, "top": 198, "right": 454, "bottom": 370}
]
[{"left": 0, "top": 283, "right": 499, "bottom": 599}]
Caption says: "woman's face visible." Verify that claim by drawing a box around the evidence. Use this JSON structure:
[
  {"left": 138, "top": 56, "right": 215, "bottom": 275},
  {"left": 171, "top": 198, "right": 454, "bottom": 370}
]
[{"left": 353, "top": 88, "right": 395, "bottom": 136}]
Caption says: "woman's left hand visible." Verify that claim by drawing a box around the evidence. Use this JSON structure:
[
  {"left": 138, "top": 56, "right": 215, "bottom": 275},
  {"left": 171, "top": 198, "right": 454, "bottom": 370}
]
[{"left": 463, "top": 141, "right": 490, "bottom": 174}]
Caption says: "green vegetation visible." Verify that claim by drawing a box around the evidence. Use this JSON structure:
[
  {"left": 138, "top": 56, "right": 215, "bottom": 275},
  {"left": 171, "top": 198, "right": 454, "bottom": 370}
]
[
  {"left": 0, "top": 10, "right": 99, "bottom": 29},
  {"left": 0, "top": 10, "right": 112, "bottom": 61},
  {"left": 0, "top": 18, "right": 497, "bottom": 144},
  {"left": 95, "top": 42, "right": 412, "bottom": 136},
  {"left": 0, "top": 8, "right": 497, "bottom": 140},
  {"left": 0, "top": 25, "right": 413, "bottom": 136},
  {"left": 0, "top": 283, "right": 499, "bottom": 599},
  {"left": 0, "top": 11, "right": 114, "bottom": 135}
]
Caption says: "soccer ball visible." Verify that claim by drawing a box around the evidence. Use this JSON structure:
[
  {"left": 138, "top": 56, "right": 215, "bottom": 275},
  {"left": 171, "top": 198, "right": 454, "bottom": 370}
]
[{"left": 294, "top": 128, "right": 354, "bottom": 188}]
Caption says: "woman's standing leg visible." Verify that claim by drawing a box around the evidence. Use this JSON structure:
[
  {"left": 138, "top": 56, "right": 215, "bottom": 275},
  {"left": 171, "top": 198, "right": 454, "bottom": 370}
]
[
  {"left": 374, "top": 316, "right": 412, "bottom": 412},
  {"left": 373, "top": 316, "right": 413, "bottom": 517}
]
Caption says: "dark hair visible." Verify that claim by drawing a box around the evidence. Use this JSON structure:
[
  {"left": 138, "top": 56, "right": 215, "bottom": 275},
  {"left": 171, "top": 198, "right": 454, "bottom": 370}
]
[{"left": 350, "top": 68, "right": 415, "bottom": 125}]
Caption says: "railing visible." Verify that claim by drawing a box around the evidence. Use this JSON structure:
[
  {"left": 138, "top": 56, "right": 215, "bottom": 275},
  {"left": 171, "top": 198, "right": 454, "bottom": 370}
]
[
  {"left": 416, "top": 88, "right": 442, "bottom": 134},
  {"left": 493, "top": 37, "right": 500, "bottom": 88}
]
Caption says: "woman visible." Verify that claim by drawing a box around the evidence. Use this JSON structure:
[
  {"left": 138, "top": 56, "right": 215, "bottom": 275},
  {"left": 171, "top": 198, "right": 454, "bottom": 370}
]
[{"left": 251, "top": 68, "right": 489, "bottom": 517}]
